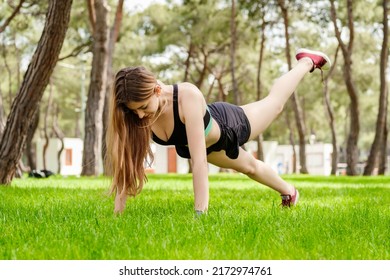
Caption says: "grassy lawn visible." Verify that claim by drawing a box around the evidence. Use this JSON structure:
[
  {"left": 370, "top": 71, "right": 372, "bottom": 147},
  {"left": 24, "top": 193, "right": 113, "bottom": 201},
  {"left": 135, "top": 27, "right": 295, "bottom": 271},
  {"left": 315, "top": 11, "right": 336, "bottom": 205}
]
[{"left": 0, "top": 174, "right": 389, "bottom": 260}]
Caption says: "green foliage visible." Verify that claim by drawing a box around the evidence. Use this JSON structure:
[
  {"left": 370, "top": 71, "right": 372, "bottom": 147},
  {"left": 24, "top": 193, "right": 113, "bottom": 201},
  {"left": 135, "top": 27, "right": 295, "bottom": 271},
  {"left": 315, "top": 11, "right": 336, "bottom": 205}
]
[
  {"left": 0, "top": 174, "right": 389, "bottom": 259},
  {"left": 0, "top": 0, "right": 388, "bottom": 161},
  {"left": 0, "top": 1, "right": 47, "bottom": 113}
]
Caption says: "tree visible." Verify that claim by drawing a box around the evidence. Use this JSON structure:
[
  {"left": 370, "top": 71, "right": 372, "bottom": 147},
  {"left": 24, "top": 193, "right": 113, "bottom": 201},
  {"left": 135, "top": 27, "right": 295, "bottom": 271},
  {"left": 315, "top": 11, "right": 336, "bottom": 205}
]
[
  {"left": 52, "top": 103, "right": 65, "bottom": 174},
  {"left": 177, "top": 0, "right": 231, "bottom": 93},
  {"left": 278, "top": 0, "right": 308, "bottom": 174},
  {"left": 81, "top": 0, "right": 109, "bottom": 176},
  {"left": 323, "top": 45, "right": 340, "bottom": 175},
  {"left": 330, "top": 0, "right": 360, "bottom": 175},
  {"left": 363, "top": 0, "right": 389, "bottom": 175},
  {"left": 0, "top": 0, "right": 73, "bottom": 184},
  {"left": 230, "top": 0, "right": 241, "bottom": 105},
  {"left": 24, "top": 112, "right": 39, "bottom": 170},
  {"left": 254, "top": 8, "right": 269, "bottom": 161},
  {"left": 378, "top": 125, "right": 388, "bottom": 174},
  {"left": 0, "top": 87, "right": 5, "bottom": 137},
  {"left": 239, "top": 0, "right": 274, "bottom": 161}
]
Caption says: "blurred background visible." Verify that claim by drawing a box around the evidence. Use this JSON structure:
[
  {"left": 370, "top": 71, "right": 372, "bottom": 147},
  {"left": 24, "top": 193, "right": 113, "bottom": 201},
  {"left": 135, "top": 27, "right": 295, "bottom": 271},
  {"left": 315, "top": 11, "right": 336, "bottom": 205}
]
[{"left": 0, "top": 0, "right": 388, "bottom": 180}]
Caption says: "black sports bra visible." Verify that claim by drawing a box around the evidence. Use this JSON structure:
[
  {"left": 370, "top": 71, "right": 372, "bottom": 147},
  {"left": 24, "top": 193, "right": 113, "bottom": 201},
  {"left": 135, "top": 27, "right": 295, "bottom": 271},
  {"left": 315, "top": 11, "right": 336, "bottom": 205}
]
[{"left": 152, "top": 84, "right": 211, "bottom": 146}]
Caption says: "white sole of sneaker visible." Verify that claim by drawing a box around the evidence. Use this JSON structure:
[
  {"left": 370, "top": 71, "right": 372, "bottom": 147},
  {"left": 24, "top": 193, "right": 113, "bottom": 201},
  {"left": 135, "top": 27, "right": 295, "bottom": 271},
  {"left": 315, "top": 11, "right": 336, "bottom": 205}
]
[
  {"left": 296, "top": 48, "right": 332, "bottom": 70},
  {"left": 293, "top": 189, "right": 299, "bottom": 206}
]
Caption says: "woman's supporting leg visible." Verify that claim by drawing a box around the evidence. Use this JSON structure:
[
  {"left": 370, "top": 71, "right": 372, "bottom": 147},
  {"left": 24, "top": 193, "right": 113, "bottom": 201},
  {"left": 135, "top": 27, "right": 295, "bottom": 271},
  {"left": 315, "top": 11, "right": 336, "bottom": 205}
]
[{"left": 207, "top": 148, "right": 295, "bottom": 196}]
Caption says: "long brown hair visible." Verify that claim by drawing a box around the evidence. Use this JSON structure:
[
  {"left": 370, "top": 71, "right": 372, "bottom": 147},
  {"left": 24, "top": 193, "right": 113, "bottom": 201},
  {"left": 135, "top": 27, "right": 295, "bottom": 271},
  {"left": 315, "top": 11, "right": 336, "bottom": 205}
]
[{"left": 105, "top": 66, "right": 157, "bottom": 198}]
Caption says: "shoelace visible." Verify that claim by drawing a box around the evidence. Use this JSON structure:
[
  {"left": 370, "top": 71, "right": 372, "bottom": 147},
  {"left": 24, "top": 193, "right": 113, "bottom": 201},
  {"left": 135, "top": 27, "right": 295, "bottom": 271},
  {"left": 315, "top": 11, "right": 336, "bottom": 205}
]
[{"left": 281, "top": 194, "right": 292, "bottom": 207}]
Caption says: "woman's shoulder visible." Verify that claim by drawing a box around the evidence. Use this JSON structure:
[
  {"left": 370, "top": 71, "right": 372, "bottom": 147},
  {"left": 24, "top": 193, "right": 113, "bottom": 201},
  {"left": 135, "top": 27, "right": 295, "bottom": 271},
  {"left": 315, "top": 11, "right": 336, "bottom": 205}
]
[
  {"left": 178, "top": 82, "right": 198, "bottom": 91},
  {"left": 176, "top": 82, "right": 205, "bottom": 110},
  {"left": 177, "top": 82, "right": 202, "bottom": 97}
]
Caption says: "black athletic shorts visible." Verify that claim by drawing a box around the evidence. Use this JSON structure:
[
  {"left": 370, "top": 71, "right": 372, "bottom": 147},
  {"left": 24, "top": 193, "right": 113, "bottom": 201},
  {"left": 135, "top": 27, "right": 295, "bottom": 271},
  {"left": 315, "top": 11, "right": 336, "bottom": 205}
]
[{"left": 175, "top": 102, "right": 251, "bottom": 159}]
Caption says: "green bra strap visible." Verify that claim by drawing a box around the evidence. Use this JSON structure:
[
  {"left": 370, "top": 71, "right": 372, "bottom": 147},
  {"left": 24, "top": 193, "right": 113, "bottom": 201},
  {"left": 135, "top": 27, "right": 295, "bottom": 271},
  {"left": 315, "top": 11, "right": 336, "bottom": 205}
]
[{"left": 204, "top": 107, "right": 213, "bottom": 137}]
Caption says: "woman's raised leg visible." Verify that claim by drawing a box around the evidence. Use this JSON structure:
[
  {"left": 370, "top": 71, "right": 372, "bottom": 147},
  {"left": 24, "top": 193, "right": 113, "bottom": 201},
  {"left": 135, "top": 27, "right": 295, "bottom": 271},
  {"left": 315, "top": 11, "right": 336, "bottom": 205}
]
[{"left": 241, "top": 49, "right": 330, "bottom": 140}]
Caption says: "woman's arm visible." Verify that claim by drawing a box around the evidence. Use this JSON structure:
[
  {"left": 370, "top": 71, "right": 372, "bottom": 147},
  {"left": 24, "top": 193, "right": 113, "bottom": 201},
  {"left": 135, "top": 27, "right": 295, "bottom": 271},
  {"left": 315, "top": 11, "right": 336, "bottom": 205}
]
[{"left": 180, "top": 83, "right": 209, "bottom": 213}]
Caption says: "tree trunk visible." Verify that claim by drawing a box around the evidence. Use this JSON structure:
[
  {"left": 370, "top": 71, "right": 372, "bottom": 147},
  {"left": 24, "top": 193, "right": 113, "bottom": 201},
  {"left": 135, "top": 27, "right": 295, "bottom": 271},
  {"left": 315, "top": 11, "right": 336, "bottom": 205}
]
[
  {"left": 363, "top": 0, "right": 388, "bottom": 175},
  {"left": 0, "top": 87, "right": 5, "bottom": 138},
  {"left": 43, "top": 78, "right": 54, "bottom": 170},
  {"left": 52, "top": 103, "right": 64, "bottom": 174},
  {"left": 0, "top": 0, "right": 73, "bottom": 184},
  {"left": 183, "top": 40, "right": 194, "bottom": 82},
  {"left": 24, "top": 110, "right": 39, "bottom": 170},
  {"left": 205, "top": 76, "right": 216, "bottom": 103},
  {"left": 378, "top": 123, "right": 388, "bottom": 175},
  {"left": 230, "top": 0, "right": 240, "bottom": 105},
  {"left": 81, "top": 0, "right": 109, "bottom": 176},
  {"left": 344, "top": 66, "right": 360, "bottom": 175},
  {"left": 323, "top": 46, "right": 340, "bottom": 175},
  {"left": 86, "top": 0, "right": 96, "bottom": 34},
  {"left": 102, "top": 0, "right": 124, "bottom": 175},
  {"left": 278, "top": 0, "right": 308, "bottom": 174},
  {"left": 256, "top": 17, "right": 266, "bottom": 161},
  {"left": 330, "top": 0, "right": 360, "bottom": 175},
  {"left": 216, "top": 77, "right": 227, "bottom": 102},
  {"left": 195, "top": 48, "right": 209, "bottom": 89},
  {"left": 285, "top": 108, "right": 297, "bottom": 173}
]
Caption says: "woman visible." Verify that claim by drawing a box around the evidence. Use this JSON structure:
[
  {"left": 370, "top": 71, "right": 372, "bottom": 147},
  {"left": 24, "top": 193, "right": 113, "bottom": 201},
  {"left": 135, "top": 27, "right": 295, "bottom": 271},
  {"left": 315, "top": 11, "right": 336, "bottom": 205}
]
[{"left": 106, "top": 48, "right": 331, "bottom": 214}]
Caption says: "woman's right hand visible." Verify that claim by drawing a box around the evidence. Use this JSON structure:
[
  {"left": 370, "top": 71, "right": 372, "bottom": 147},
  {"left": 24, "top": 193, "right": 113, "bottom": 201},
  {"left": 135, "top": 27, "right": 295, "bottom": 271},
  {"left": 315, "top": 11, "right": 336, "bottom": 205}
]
[{"left": 114, "top": 192, "right": 127, "bottom": 214}]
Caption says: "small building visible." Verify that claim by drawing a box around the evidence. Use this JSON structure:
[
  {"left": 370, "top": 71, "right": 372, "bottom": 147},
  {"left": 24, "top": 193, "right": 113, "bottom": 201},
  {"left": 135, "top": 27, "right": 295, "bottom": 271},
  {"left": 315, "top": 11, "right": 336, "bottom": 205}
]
[
  {"left": 36, "top": 138, "right": 83, "bottom": 176},
  {"left": 245, "top": 141, "right": 333, "bottom": 175},
  {"left": 258, "top": 142, "right": 333, "bottom": 175}
]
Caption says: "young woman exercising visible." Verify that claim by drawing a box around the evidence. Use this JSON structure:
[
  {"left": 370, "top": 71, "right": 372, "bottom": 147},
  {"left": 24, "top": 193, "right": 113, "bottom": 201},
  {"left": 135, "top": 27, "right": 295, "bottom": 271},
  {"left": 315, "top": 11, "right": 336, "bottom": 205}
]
[{"left": 105, "top": 48, "right": 331, "bottom": 214}]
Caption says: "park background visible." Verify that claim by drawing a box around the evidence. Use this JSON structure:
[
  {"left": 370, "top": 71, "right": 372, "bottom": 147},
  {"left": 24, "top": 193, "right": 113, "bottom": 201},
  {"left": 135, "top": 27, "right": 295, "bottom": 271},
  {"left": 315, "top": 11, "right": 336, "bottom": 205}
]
[
  {"left": 0, "top": 0, "right": 389, "bottom": 263},
  {"left": 0, "top": 0, "right": 389, "bottom": 179}
]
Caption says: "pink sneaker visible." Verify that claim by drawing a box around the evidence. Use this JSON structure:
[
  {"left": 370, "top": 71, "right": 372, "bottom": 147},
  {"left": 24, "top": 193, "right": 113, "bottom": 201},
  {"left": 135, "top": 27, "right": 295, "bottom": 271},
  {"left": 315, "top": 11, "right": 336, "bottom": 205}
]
[
  {"left": 296, "top": 48, "right": 331, "bottom": 72},
  {"left": 281, "top": 187, "right": 299, "bottom": 207}
]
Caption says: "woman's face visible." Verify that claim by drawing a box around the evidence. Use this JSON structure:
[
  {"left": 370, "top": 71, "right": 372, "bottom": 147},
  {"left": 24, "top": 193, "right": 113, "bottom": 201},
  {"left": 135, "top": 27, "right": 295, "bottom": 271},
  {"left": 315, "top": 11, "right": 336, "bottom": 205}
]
[{"left": 125, "top": 94, "right": 159, "bottom": 119}]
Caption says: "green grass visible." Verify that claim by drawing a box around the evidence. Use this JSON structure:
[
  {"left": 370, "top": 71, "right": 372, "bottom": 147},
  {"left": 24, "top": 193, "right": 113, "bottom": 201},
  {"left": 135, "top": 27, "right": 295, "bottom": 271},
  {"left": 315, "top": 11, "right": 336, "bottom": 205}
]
[{"left": 0, "top": 174, "right": 389, "bottom": 260}]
